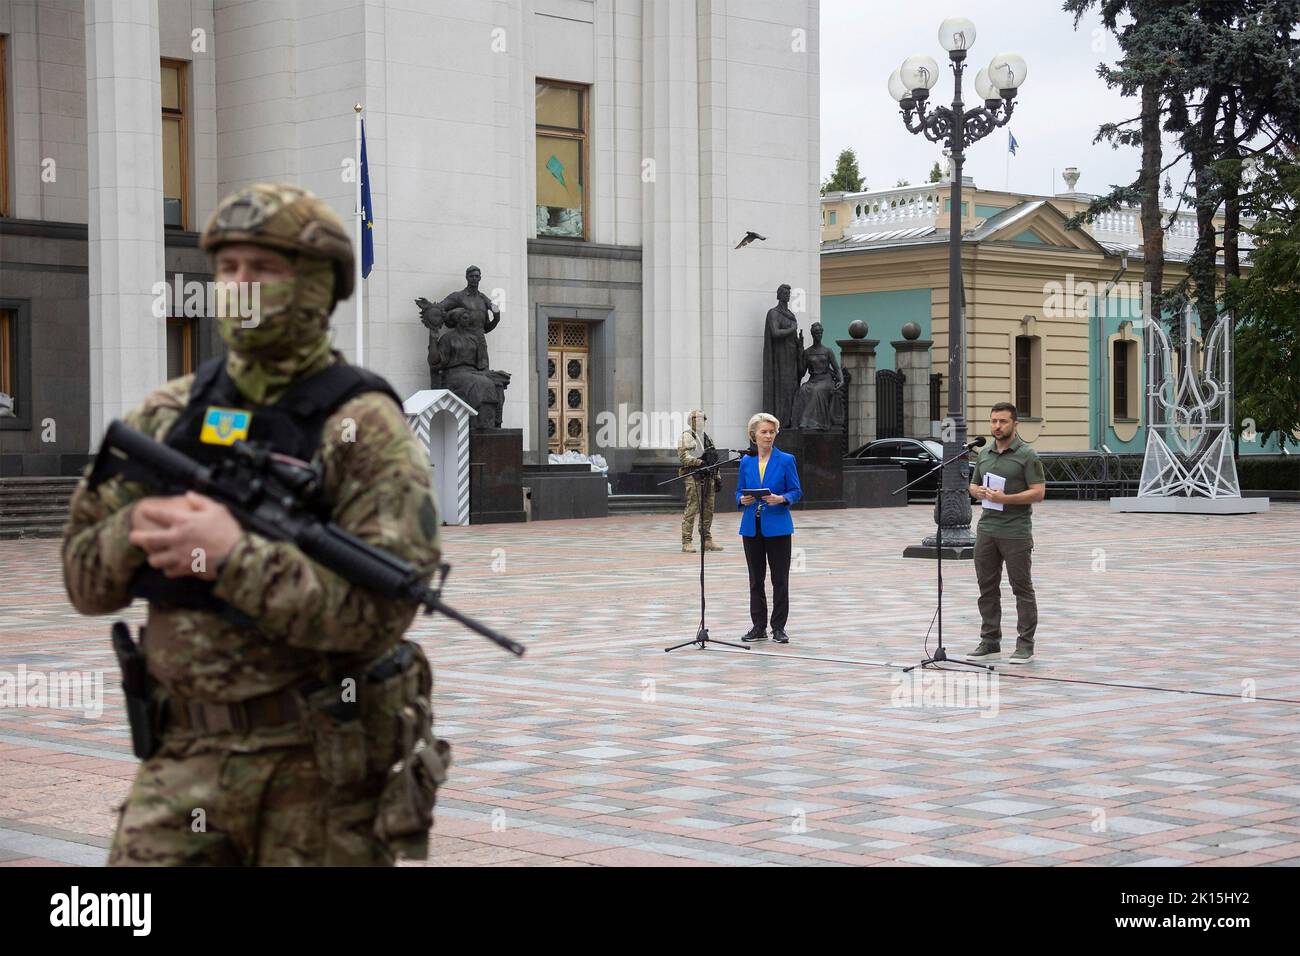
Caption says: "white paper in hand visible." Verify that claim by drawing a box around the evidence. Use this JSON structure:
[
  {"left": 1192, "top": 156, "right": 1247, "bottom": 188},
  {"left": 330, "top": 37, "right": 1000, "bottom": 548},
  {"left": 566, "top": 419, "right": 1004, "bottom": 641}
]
[{"left": 981, "top": 472, "right": 1006, "bottom": 511}]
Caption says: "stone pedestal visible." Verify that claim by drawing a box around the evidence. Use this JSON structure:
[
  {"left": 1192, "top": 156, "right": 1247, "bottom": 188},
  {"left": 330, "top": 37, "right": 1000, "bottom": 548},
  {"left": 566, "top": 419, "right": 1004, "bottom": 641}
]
[
  {"left": 892, "top": 338, "right": 933, "bottom": 439},
  {"left": 469, "top": 428, "right": 525, "bottom": 524},
  {"left": 837, "top": 338, "right": 878, "bottom": 452},
  {"left": 1110, "top": 496, "right": 1270, "bottom": 514},
  {"left": 717, "top": 460, "right": 741, "bottom": 512},
  {"left": 902, "top": 542, "right": 975, "bottom": 560},
  {"left": 522, "top": 464, "right": 609, "bottom": 520},
  {"left": 780, "top": 429, "right": 844, "bottom": 510},
  {"left": 843, "top": 461, "right": 908, "bottom": 507},
  {"left": 611, "top": 460, "right": 682, "bottom": 497}
]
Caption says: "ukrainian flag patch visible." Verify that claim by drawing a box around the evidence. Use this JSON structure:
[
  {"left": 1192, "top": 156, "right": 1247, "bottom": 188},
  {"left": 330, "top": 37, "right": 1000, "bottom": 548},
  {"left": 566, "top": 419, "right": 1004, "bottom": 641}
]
[{"left": 199, "top": 407, "right": 252, "bottom": 446}]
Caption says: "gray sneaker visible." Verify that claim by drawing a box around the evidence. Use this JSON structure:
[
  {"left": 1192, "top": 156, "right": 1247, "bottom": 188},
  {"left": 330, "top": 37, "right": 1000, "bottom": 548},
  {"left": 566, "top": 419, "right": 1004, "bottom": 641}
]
[
  {"left": 1009, "top": 644, "right": 1035, "bottom": 664},
  {"left": 965, "top": 641, "right": 1002, "bottom": 661}
]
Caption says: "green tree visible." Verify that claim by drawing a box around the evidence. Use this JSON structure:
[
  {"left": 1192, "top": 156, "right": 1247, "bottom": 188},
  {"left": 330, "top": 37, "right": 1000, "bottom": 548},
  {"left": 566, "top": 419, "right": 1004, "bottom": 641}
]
[
  {"left": 1066, "top": 0, "right": 1300, "bottom": 331},
  {"left": 928, "top": 161, "right": 942, "bottom": 183},
  {"left": 822, "top": 148, "right": 864, "bottom": 194},
  {"left": 1063, "top": 0, "right": 1185, "bottom": 314},
  {"left": 1225, "top": 150, "right": 1300, "bottom": 447},
  {"left": 1159, "top": 2, "right": 1300, "bottom": 332}
]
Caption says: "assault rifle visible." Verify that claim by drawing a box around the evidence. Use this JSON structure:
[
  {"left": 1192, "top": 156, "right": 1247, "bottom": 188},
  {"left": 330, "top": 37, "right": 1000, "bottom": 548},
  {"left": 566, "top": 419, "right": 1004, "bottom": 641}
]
[{"left": 89, "top": 420, "right": 525, "bottom": 657}]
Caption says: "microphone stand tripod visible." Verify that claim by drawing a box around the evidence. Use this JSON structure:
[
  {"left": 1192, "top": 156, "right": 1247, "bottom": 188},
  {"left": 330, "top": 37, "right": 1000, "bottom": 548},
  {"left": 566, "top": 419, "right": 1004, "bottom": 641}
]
[
  {"left": 659, "top": 453, "right": 749, "bottom": 653},
  {"left": 894, "top": 444, "right": 993, "bottom": 673}
]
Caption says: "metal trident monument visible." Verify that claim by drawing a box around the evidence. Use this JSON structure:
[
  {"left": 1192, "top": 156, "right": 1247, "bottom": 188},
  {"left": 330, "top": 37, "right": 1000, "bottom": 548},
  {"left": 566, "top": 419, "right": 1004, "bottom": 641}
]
[{"left": 1137, "top": 306, "right": 1241, "bottom": 498}]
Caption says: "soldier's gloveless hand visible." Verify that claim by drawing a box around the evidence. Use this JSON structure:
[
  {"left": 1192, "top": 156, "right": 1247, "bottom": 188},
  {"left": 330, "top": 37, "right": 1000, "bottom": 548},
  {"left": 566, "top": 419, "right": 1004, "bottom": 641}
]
[{"left": 128, "top": 492, "right": 241, "bottom": 580}]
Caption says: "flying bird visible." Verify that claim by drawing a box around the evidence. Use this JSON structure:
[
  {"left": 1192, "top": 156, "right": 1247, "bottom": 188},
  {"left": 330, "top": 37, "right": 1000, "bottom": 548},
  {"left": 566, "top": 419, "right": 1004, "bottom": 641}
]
[{"left": 734, "top": 231, "right": 767, "bottom": 249}]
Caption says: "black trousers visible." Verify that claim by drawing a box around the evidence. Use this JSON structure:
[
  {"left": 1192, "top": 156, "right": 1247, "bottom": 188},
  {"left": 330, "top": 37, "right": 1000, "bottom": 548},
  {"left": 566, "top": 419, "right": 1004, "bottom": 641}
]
[{"left": 742, "top": 515, "right": 792, "bottom": 630}]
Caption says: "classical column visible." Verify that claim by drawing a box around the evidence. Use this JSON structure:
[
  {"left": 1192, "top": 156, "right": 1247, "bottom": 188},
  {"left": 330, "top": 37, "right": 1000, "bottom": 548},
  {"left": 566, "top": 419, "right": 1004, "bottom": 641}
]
[
  {"left": 836, "top": 324, "right": 878, "bottom": 450},
  {"left": 892, "top": 323, "right": 933, "bottom": 439},
  {"left": 84, "top": 0, "right": 165, "bottom": 446},
  {"left": 640, "top": 0, "right": 702, "bottom": 420}
]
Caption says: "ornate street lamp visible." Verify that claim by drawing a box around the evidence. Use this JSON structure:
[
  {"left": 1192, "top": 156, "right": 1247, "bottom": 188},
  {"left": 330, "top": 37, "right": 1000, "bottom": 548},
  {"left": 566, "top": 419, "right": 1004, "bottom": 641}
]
[{"left": 889, "top": 17, "right": 1026, "bottom": 557}]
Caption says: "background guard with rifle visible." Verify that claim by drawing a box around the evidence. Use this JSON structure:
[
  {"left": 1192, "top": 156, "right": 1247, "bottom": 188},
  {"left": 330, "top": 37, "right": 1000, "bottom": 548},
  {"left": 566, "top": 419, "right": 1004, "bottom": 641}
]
[{"left": 678, "top": 409, "right": 724, "bottom": 554}]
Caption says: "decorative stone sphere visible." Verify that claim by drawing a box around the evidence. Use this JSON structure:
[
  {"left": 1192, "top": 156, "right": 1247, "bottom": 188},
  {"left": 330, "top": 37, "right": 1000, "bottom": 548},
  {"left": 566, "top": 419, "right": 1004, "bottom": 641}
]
[
  {"left": 901, "top": 321, "right": 921, "bottom": 341},
  {"left": 848, "top": 319, "right": 868, "bottom": 339}
]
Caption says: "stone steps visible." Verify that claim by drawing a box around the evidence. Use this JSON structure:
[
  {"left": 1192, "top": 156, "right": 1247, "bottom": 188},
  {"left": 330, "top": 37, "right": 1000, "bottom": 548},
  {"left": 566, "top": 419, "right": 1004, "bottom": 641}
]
[
  {"left": 0, "top": 476, "right": 79, "bottom": 539},
  {"left": 607, "top": 493, "right": 681, "bottom": 515}
]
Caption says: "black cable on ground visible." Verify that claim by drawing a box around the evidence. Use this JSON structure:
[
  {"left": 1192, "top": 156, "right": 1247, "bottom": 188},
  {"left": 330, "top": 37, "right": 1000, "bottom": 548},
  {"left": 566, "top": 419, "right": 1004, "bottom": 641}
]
[{"left": 713, "top": 646, "right": 1300, "bottom": 705}]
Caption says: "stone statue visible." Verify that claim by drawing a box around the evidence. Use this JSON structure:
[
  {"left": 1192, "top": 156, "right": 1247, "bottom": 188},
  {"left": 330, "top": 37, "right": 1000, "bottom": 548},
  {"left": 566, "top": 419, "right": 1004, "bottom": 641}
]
[
  {"left": 433, "top": 308, "right": 509, "bottom": 428},
  {"left": 417, "top": 264, "right": 511, "bottom": 429},
  {"left": 763, "top": 284, "right": 803, "bottom": 428},
  {"left": 790, "top": 322, "right": 845, "bottom": 431}
]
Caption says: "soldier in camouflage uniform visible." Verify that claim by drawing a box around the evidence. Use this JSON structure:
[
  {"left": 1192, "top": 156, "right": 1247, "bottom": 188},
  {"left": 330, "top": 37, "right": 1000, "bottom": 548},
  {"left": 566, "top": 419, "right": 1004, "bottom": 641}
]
[
  {"left": 678, "top": 409, "right": 723, "bottom": 554},
  {"left": 62, "top": 183, "right": 447, "bottom": 866}
]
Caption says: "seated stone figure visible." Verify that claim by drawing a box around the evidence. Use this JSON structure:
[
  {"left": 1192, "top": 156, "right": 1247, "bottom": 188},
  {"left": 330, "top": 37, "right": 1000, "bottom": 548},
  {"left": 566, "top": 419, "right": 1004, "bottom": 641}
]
[
  {"left": 435, "top": 308, "right": 510, "bottom": 429},
  {"left": 790, "top": 322, "right": 845, "bottom": 431}
]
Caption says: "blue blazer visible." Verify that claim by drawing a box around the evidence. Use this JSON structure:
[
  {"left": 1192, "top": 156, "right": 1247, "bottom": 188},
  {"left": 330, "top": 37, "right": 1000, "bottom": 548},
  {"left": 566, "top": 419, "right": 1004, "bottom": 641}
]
[{"left": 736, "top": 447, "right": 802, "bottom": 537}]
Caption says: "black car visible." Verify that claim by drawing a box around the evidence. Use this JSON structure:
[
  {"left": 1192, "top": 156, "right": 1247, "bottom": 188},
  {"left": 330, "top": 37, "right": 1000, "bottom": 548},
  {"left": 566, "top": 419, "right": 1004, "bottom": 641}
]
[{"left": 847, "top": 438, "right": 971, "bottom": 500}]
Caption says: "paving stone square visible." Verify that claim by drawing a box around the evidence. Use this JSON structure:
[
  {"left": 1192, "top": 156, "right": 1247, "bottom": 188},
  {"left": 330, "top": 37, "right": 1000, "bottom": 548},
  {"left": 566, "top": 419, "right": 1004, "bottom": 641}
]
[{"left": 2, "top": 500, "right": 1299, "bottom": 866}]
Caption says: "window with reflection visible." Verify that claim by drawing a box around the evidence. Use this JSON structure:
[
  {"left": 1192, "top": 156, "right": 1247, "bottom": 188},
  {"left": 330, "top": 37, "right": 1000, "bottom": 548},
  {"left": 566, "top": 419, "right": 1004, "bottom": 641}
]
[
  {"left": 161, "top": 60, "right": 189, "bottom": 228},
  {"left": 536, "top": 81, "right": 587, "bottom": 239}
]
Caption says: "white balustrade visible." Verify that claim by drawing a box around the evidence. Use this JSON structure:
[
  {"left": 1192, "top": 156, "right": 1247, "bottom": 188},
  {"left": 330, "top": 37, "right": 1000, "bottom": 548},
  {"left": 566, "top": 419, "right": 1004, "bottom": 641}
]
[
  {"left": 832, "top": 189, "right": 1252, "bottom": 253},
  {"left": 846, "top": 185, "right": 943, "bottom": 232}
]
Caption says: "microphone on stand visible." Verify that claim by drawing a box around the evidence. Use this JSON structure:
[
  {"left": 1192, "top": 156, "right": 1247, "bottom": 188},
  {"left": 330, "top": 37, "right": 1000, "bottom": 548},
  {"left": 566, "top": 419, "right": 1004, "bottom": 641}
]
[{"left": 965, "top": 436, "right": 987, "bottom": 449}]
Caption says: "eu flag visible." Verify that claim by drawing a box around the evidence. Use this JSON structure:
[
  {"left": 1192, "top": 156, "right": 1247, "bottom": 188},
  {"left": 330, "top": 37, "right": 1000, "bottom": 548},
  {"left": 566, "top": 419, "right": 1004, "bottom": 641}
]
[{"left": 361, "top": 119, "right": 375, "bottom": 278}]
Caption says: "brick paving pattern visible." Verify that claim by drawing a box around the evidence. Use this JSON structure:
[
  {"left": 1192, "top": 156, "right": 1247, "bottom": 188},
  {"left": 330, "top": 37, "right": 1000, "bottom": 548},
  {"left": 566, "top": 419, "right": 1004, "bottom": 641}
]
[{"left": 2, "top": 500, "right": 1298, "bottom": 866}]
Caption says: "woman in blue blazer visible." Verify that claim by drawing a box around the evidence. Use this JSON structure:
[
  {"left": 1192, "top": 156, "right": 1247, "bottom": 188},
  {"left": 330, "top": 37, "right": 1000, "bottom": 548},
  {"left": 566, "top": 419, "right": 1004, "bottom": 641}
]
[{"left": 737, "top": 412, "right": 802, "bottom": 644}]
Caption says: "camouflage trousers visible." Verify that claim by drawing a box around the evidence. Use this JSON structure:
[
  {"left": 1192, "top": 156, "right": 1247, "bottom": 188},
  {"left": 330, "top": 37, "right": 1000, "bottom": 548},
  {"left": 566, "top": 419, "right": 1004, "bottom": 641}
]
[
  {"left": 682, "top": 477, "right": 717, "bottom": 544},
  {"left": 109, "top": 740, "right": 393, "bottom": 867}
]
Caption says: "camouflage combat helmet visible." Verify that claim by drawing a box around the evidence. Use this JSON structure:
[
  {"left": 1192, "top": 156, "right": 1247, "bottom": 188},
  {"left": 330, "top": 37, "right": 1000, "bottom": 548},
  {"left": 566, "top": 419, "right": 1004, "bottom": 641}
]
[{"left": 200, "top": 183, "right": 355, "bottom": 304}]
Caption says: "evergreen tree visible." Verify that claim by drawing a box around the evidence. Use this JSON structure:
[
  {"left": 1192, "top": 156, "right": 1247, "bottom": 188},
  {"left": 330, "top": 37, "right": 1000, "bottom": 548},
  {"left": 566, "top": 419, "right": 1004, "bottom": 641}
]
[
  {"left": 928, "top": 161, "right": 943, "bottom": 183},
  {"left": 1063, "top": 0, "right": 1184, "bottom": 314},
  {"left": 822, "top": 148, "right": 864, "bottom": 194},
  {"left": 1066, "top": 0, "right": 1300, "bottom": 338}
]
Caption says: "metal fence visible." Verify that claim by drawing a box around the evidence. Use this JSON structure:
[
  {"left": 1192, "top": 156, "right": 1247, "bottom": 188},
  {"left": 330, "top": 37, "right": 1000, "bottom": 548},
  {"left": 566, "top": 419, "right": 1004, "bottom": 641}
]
[
  {"left": 876, "top": 369, "right": 905, "bottom": 439},
  {"left": 1039, "top": 452, "right": 1143, "bottom": 499}
]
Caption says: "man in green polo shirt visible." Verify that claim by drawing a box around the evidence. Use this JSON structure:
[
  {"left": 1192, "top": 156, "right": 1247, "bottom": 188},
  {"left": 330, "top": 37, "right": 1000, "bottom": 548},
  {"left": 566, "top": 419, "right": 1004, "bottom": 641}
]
[{"left": 966, "top": 402, "right": 1046, "bottom": 663}]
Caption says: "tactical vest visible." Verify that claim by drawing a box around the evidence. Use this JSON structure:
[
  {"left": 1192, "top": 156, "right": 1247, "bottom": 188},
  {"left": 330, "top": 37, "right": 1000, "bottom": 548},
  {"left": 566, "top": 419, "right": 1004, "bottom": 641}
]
[
  {"left": 677, "top": 430, "right": 717, "bottom": 476},
  {"left": 130, "top": 354, "right": 403, "bottom": 621}
]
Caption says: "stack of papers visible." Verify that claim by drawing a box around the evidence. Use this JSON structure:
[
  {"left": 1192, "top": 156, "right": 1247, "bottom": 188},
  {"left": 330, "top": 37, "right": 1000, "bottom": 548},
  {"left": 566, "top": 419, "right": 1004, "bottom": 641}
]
[{"left": 981, "top": 473, "right": 1006, "bottom": 511}]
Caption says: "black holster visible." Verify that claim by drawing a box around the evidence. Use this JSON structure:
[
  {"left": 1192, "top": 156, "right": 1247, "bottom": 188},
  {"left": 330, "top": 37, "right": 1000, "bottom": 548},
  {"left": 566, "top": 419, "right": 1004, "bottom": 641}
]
[{"left": 111, "top": 621, "right": 160, "bottom": 760}]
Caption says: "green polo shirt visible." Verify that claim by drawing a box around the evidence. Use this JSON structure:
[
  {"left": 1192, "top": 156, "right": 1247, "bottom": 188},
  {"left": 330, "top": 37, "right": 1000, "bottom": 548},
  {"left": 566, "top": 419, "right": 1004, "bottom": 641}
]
[{"left": 972, "top": 434, "right": 1045, "bottom": 539}]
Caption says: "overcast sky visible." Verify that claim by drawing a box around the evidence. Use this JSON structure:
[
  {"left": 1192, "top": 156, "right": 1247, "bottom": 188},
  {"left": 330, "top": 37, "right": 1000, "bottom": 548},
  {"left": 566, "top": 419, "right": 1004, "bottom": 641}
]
[{"left": 819, "top": 0, "right": 1192, "bottom": 200}]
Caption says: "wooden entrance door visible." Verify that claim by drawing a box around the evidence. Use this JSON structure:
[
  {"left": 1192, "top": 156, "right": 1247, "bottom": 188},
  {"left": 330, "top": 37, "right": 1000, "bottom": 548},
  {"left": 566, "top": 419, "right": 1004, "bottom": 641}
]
[{"left": 547, "top": 321, "right": 589, "bottom": 455}]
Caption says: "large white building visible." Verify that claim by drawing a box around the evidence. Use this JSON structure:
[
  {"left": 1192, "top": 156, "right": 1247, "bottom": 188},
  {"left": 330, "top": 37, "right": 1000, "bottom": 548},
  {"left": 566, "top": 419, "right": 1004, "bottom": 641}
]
[{"left": 0, "top": 0, "right": 822, "bottom": 480}]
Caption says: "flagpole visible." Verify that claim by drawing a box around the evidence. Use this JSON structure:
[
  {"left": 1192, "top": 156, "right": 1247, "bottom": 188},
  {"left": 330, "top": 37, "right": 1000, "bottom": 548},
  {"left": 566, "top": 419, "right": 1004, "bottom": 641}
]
[
  {"left": 1005, "top": 130, "right": 1010, "bottom": 192},
  {"left": 354, "top": 103, "right": 364, "bottom": 366}
]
